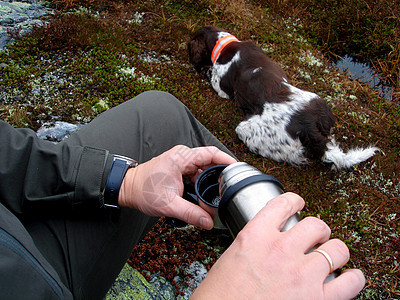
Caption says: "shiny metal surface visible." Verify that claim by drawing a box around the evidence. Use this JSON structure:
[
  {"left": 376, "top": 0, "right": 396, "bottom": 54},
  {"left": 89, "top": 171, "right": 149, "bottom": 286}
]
[
  {"left": 219, "top": 162, "right": 300, "bottom": 237},
  {"left": 219, "top": 162, "right": 261, "bottom": 197}
]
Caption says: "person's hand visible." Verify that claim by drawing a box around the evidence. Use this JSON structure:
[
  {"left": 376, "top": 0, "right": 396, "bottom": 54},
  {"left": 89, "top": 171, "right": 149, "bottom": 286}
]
[
  {"left": 192, "top": 192, "right": 365, "bottom": 299},
  {"left": 118, "top": 145, "right": 237, "bottom": 229}
]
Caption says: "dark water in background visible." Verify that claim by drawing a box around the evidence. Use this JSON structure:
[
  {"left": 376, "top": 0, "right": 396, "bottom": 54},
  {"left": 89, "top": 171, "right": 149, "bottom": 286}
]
[{"left": 333, "top": 54, "right": 394, "bottom": 101}]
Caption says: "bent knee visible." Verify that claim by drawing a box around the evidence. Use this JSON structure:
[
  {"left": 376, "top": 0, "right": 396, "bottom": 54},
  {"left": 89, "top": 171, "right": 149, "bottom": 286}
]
[{"left": 130, "top": 90, "right": 185, "bottom": 111}]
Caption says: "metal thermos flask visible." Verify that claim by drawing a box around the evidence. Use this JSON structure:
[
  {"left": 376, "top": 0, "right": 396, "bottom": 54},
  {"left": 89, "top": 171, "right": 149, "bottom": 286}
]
[
  {"left": 217, "top": 162, "right": 300, "bottom": 236},
  {"left": 195, "top": 162, "right": 300, "bottom": 236}
]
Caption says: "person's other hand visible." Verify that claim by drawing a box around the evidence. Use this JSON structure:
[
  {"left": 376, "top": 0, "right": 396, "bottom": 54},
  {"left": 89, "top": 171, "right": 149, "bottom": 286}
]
[
  {"left": 118, "top": 145, "right": 237, "bottom": 229},
  {"left": 192, "top": 192, "right": 366, "bottom": 299}
]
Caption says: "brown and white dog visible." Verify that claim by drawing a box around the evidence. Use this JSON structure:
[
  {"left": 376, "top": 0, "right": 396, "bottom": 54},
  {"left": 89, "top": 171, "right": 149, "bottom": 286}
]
[{"left": 188, "top": 25, "right": 379, "bottom": 169}]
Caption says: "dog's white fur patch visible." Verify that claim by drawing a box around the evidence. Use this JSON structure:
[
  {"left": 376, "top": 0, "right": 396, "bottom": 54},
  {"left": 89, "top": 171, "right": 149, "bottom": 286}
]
[
  {"left": 217, "top": 31, "right": 230, "bottom": 39},
  {"left": 211, "top": 51, "right": 241, "bottom": 99},
  {"left": 236, "top": 82, "right": 316, "bottom": 165},
  {"left": 322, "top": 142, "right": 379, "bottom": 170}
]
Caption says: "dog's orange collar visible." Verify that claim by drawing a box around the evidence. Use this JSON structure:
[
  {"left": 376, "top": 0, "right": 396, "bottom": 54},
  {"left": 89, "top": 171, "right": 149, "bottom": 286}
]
[{"left": 211, "top": 34, "right": 239, "bottom": 64}]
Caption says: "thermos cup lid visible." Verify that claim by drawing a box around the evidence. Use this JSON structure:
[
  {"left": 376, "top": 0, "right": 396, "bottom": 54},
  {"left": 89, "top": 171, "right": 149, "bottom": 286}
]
[{"left": 195, "top": 164, "right": 228, "bottom": 207}]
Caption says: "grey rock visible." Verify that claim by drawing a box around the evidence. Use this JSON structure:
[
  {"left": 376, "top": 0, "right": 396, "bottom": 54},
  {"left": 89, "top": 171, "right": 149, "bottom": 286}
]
[
  {"left": 10, "top": 12, "right": 29, "bottom": 23},
  {"left": 0, "top": 3, "right": 13, "bottom": 14},
  {"left": 3, "top": 2, "right": 31, "bottom": 13},
  {"left": 0, "top": 0, "right": 53, "bottom": 50},
  {"left": 36, "top": 121, "right": 84, "bottom": 142},
  {"left": 0, "top": 16, "right": 13, "bottom": 25},
  {"left": 0, "top": 32, "right": 13, "bottom": 49}
]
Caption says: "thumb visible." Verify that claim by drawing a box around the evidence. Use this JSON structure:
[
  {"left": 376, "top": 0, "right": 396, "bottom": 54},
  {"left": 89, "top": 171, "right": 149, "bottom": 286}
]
[{"left": 168, "top": 195, "right": 214, "bottom": 230}]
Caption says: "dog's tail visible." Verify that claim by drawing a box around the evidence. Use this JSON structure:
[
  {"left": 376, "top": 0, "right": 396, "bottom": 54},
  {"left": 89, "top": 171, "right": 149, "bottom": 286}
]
[{"left": 322, "top": 140, "right": 379, "bottom": 170}]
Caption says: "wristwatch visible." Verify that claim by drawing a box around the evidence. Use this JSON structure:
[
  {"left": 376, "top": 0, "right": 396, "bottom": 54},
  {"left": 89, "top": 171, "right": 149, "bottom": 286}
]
[{"left": 103, "top": 154, "right": 138, "bottom": 208}]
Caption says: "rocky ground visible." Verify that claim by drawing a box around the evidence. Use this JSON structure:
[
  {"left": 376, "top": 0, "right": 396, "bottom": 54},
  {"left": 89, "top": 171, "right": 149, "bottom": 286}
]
[{"left": 0, "top": 0, "right": 52, "bottom": 50}]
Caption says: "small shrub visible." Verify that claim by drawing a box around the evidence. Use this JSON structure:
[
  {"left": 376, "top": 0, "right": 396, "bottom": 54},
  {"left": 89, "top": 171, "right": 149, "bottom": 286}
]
[{"left": 16, "top": 12, "right": 128, "bottom": 52}]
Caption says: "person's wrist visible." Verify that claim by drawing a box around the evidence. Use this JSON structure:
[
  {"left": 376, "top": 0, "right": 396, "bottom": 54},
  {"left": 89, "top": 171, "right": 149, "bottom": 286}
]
[
  {"left": 118, "top": 167, "right": 138, "bottom": 208},
  {"left": 103, "top": 155, "right": 138, "bottom": 208}
]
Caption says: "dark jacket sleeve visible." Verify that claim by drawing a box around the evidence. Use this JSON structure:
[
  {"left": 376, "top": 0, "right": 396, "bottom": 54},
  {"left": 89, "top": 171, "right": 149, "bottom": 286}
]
[{"left": 0, "top": 121, "right": 113, "bottom": 216}]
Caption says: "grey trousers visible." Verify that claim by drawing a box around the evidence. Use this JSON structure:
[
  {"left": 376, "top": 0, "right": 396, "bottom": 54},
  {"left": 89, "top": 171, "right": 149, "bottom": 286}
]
[{"left": 25, "top": 91, "right": 234, "bottom": 299}]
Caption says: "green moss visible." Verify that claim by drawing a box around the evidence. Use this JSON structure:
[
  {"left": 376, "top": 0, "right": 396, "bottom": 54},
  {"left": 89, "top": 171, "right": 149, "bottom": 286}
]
[{"left": 106, "top": 264, "right": 176, "bottom": 300}]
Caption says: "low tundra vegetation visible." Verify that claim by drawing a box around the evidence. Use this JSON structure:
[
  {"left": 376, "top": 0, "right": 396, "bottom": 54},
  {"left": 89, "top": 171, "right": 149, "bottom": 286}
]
[{"left": 0, "top": 0, "right": 398, "bottom": 298}]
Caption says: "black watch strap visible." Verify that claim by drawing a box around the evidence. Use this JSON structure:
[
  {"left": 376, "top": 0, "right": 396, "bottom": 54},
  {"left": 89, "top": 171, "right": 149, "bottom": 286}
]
[{"left": 103, "top": 155, "right": 138, "bottom": 208}]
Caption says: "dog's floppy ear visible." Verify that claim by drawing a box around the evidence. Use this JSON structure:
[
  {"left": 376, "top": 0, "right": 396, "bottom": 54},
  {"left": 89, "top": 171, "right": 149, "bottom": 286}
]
[{"left": 188, "top": 34, "right": 211, "bottom": 73}]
